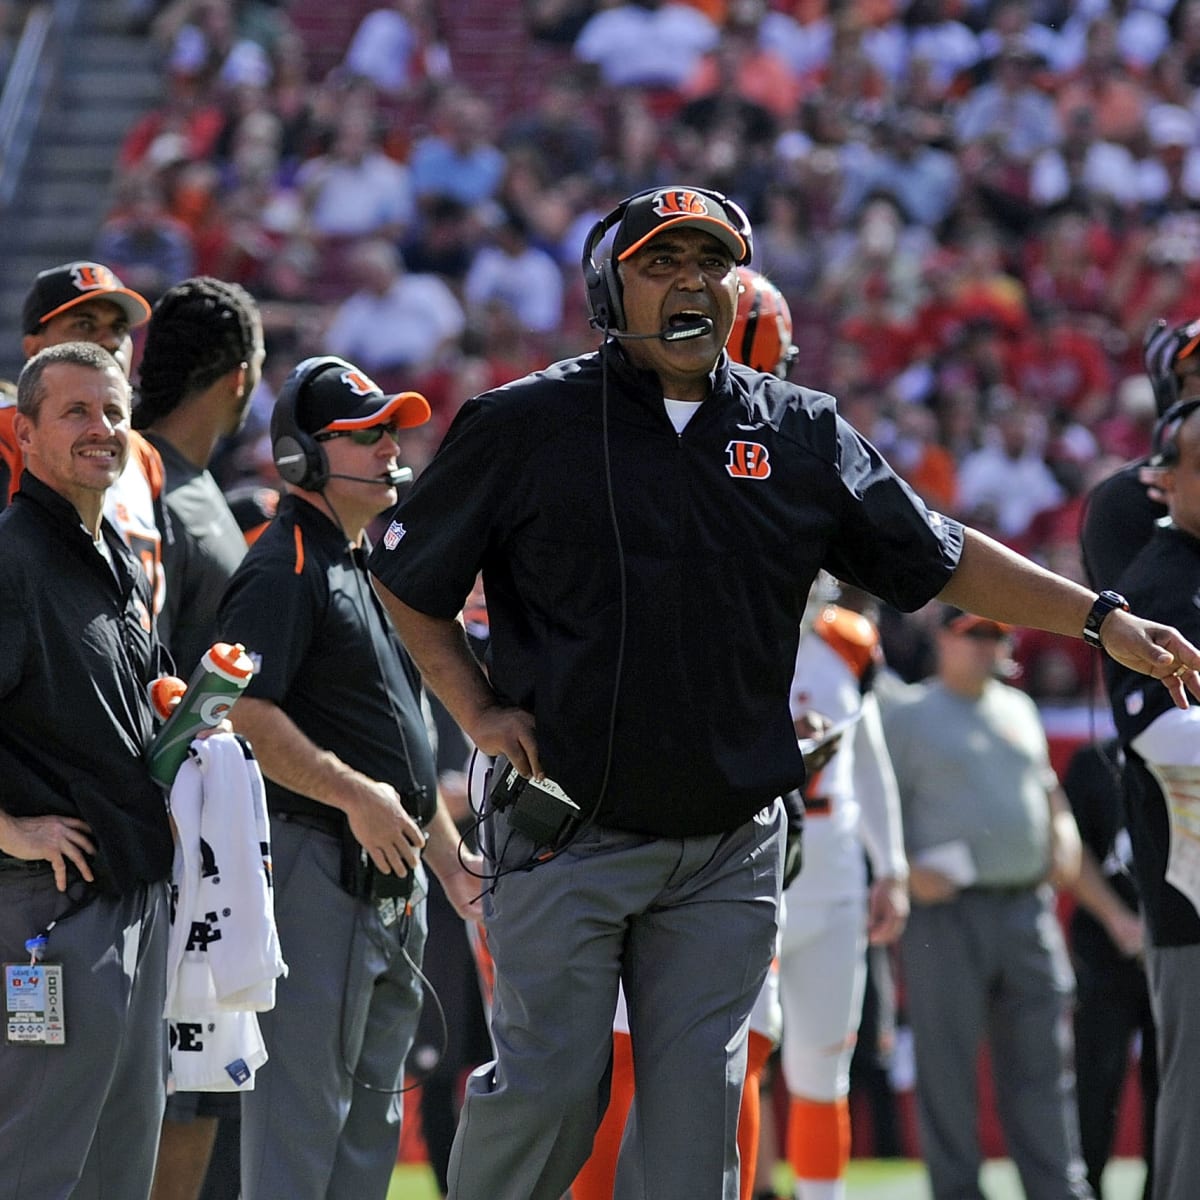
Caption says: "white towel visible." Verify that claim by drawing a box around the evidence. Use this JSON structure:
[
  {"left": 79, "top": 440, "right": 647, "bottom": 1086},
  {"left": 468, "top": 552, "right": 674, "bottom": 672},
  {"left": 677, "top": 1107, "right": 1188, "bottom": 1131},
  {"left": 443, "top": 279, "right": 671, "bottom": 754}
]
[{"left": 164, "top": 733, "right": 287, "bottom": 1090}]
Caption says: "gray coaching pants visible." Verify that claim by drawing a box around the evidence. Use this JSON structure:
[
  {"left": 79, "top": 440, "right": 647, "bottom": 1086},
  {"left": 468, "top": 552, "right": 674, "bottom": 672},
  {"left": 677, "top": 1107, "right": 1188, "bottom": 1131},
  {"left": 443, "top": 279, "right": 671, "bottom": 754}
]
[
  {"left": 1146, "top": 942, "right": 1200, "bottom": 1200},
  {"left": 901, "top": 886, "right": 1091, "bottom": 1200},
  {"left": 448, "top": 800, "right": 784, "bottom": 1200},
  {"left": 240, "top": 819, "right": 428, "bottom": 1200},
  {"left": 0, "top": 869, "right": 169, "bottom": 1200}
]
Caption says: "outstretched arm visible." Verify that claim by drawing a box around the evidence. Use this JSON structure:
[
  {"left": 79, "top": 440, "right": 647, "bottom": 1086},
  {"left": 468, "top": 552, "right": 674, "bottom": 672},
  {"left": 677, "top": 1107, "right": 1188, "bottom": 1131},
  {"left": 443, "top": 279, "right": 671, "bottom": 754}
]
[{"left": 938, "top": 527, "right": 1200, "bottom": 707}]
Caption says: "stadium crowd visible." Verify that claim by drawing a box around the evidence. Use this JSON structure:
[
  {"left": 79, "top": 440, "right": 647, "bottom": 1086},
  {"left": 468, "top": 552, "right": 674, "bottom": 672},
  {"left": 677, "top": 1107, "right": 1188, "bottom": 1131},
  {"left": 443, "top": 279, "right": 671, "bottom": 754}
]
[
  {"left": 3, "top": 0, "right": 1192, "bottom": 1195},
  {"left": 78, "top": 0, "right": 1200, "bottom": 707}
]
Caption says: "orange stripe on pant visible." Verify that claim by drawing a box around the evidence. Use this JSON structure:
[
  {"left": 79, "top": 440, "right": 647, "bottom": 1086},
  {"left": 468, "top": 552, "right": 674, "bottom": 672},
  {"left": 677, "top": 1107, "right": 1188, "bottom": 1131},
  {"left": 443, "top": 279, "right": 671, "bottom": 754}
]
[
  {"left": 572, "top": 1028, "right": 776, "bottom": 1200},
  {"left": 786, "top": 1094, "right": 851, "bottom": 1182}
]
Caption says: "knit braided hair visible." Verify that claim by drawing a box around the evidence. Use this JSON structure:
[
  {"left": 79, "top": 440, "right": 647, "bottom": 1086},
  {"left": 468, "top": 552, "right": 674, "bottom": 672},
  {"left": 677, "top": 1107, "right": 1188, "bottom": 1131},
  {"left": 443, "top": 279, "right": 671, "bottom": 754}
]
[{"left": 133, "top": 276, "right": 261, "bottom": 428}]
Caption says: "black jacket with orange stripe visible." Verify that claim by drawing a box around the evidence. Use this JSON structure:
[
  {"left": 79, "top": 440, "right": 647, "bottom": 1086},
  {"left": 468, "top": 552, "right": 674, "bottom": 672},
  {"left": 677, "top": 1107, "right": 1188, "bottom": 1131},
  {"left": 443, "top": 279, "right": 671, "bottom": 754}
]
[
  {"left": 369, "top": 342, "right": 963, "bottom": 838},
  {"left": 217, "top": 493, "right": 437, "bottom": 831}
]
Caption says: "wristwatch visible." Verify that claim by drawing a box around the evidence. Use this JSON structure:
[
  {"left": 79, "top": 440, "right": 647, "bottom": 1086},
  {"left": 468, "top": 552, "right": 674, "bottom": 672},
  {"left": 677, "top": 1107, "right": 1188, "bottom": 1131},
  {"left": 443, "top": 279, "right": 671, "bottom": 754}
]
[{"left": 1083, "top": 590, "right": 1129, "bottom": 649}]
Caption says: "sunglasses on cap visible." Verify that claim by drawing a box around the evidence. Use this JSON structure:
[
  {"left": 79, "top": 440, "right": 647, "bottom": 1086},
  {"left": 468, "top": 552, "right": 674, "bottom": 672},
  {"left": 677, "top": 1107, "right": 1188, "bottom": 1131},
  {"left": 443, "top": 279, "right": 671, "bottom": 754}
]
[{"left": 314, "top": 425, "right": 402, "bottom": 447}]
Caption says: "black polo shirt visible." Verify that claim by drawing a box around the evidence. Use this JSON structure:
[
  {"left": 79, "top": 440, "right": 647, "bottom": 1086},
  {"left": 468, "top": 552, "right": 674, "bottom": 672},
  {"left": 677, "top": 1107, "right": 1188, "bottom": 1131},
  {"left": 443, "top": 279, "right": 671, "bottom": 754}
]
[
  {"left": 369, "top": 344, "right": 962, "bottom": 837},
  {"left": 217, "top": 494, "right": 437, "bottom": 829},
  {"left": 0, "top": 471, "right": 172, "bottom": 892},
  {"left": 145, "top": 433, "right": 248, "bottom": 677}
]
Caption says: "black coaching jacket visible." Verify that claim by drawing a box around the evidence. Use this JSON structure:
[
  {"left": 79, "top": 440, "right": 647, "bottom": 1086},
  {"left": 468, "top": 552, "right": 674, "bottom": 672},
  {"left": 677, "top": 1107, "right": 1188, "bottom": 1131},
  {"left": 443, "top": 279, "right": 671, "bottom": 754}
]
[
  {"left": 370, "top": 343, "right": 962, "bottom": 837},
  {"left": 0, "top": 471, "right": 173, "bottom": 891}
]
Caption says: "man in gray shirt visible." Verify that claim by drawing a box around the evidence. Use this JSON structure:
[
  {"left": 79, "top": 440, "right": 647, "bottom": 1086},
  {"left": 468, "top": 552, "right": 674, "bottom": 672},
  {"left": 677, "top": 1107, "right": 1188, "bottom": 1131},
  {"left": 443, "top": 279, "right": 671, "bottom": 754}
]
[{"left": 883, "top": 606, "right": 1092, "bottom": 1200}]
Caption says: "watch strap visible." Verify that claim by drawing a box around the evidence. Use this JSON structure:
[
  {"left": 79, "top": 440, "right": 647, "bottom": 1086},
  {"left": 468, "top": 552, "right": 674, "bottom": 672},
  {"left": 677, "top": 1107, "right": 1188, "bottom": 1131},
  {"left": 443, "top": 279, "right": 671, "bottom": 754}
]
[{"left": 1083, "top": 590, "right": 1129, "bottom": 649}]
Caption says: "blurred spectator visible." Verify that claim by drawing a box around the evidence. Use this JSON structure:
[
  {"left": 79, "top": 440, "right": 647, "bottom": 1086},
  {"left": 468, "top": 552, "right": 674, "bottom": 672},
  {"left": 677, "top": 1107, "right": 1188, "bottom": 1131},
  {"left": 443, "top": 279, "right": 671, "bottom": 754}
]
[
  {"left": 94, "top": 174, "right": 196, "bottom": 306},
  {"left": 500, "top": 67, "right": 602, "bottom": 184},
  {"left": 1055, "top": 16, "right": 1151, "bottom": 151},
  {"left": 752, "top": 180, "right": 822, "bottom": 298},
  {"left": 1095, "top": 373, "right": 1159, "bottom": 463},
  {"left": 340, "top": 0, "right": 452, "bottom": 99},
  {"left": 836, "top": 273, "right": 920, "bottom": 389},
  {"left": 525, "top": 0, "right": 598, "bottom": 45},
  {"left": 323, "top": 238, "right": 465, "bottom": 374},
  {"left": 902, "top": 0, "right": 981, "bottom": 97},
  {"left": 572, "top": 0, "right": 719, "bottom": 90},
  {"left": 886, "top": 401, "right": 959, "bottom": 513},
  {"left": 944, "top": 224, "right": 1027, "bottom": 336},
  {"left": 1057, "top": 0, "right": 1169, "bottom": 77},
  {"left": 119, "top": 59, "right": 227, "bottom": 174},
  {"left": 955, "top": 392, "right": 1066, "bottom": 542},
  {"left": 596, "top": 90, "right": 667, "bottom": 197},
  {"left": 401, "top": 196, "right": 479, "bottom": 282},
  {"left": 463, "top": 208, "right": 564, "bottom": 336},
  {"left": 680, "top": 1, "right": 799, "bottom": 122},
  {"left": 838, "top": 109, "right": 961, "bottom": 231},
  {"left": 953, "top": 41, "right": 1062, "bottom": 170},
  {"left": 295, "top": 104, "right": 416, "bottom": 242},
  {"left": 1136, "top": 104, "right": 1200, "bottom": 211},
  {"left": 1029, "top": 106, "right": 1140, "bottom": 214},
  {"left": 819, "top": 192, "right": 931, "bottom": 324},
  {"left": 969, "top": 0, "right": 1063, "bottom": 85},
  {"left": 1003, "top": 298, "right": 1113, "bottom": 426},
  {"left": 410, "top": 85, "right": 508, "bottom": 209},
  {"left": 794, "top": 17, "right": 890, "bottom": 138}
]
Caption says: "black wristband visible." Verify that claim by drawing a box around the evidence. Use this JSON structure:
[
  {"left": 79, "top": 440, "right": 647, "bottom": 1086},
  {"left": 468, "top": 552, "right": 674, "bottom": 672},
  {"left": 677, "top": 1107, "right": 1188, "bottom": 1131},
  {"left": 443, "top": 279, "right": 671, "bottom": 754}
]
[{"left": 1083, "top": 590, "right": 1129, "bottom": 649}]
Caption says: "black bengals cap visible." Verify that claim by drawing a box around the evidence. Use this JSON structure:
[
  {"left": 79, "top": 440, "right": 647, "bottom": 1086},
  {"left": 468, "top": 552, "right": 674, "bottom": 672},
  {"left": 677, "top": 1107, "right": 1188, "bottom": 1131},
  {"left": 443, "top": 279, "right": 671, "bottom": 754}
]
[
  {"left": 22, "top": 261, "right": 151, "bottom": 335},
  {"left": 611, "top": 187, "right": 752, "bottom": 265},
  {"left": 290, "top": 357, "right": 431, "bottom": 435},
  {"left": 1144, "top": 316, "right": 1200, "bottom": 416}
]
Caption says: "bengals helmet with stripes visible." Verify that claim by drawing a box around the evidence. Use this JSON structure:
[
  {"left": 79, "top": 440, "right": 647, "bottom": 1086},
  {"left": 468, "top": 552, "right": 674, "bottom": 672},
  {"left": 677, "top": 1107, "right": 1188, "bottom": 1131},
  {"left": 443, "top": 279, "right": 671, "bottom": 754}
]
[{"left": 728, "top": 268, "right": 798, "bottom": 379}]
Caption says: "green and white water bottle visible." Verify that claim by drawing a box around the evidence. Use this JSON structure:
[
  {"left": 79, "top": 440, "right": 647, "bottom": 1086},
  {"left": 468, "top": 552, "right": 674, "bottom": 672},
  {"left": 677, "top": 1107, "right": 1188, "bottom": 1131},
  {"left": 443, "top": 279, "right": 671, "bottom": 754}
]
[{"left": 148, "top": 642, "right": 255, "bottom": 787}]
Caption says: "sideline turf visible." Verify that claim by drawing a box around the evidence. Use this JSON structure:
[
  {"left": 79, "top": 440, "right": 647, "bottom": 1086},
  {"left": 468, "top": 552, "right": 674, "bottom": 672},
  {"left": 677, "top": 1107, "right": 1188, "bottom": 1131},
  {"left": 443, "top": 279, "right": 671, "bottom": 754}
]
[{"left": 389, "top": 1157, "right": 1147, "bottom": 1198}]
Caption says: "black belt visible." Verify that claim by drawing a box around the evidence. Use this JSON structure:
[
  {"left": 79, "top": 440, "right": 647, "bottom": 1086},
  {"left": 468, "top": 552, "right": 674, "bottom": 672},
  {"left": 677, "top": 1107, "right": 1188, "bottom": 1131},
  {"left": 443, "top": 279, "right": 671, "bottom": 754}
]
[
  {"left": 0, "top": 853, "right": 52, "bottom": 876},
  {"left": 965, "top": 882, "right": 1036, "bottom": 897}
]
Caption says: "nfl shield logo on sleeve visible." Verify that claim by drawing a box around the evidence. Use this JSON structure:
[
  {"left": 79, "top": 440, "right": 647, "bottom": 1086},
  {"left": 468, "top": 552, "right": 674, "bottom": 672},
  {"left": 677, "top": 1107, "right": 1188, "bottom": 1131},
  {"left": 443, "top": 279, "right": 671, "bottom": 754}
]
[{"left": 383, "top": 520, "right": 406, "bottom": 551}]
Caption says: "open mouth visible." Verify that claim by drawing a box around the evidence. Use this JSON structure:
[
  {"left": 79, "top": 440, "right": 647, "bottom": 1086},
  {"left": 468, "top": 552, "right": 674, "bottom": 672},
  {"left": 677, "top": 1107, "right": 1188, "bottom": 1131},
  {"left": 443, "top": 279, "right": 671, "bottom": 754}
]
[{"left": 662, "top": 310, "right": 714, "bottom": 342}]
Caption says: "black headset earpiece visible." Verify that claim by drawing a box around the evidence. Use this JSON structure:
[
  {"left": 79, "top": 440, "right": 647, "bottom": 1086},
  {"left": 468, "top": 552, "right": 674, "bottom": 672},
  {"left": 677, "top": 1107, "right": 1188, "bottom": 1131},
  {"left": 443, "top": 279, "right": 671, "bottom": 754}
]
[
  {"left": 580, "top": 187, "right": 754, "bottom": 335},
  {"left": 271, "top": 355, "right": 349, "bottom": 490},
  {"left": 1151, "top": 395, "right": 1200, "bottom": 468},
  {"left": 582, "top": 206, "right": 629, "bottom": 333}
]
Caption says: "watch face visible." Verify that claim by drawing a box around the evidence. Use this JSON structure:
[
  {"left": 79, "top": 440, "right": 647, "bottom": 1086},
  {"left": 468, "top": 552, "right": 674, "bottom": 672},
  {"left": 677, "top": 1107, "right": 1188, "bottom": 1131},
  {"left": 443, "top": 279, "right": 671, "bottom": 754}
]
[{"left": 1084, "top": 592, "right": 1127, "bottom": 645}]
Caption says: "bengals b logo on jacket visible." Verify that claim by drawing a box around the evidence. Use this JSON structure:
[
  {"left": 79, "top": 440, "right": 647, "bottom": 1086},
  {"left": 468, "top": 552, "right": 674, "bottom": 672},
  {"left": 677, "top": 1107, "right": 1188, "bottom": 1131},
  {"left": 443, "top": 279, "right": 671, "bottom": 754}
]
[{"left": 725, "top": 440, "right": 771, "bottom": 479}]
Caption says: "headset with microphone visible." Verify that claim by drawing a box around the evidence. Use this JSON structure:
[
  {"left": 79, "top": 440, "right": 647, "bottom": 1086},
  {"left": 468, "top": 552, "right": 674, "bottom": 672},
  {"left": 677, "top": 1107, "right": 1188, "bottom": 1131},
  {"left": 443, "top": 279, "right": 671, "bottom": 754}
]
[
  {"left": 1151, "top": 395, "right": 1200, "bottom": 469},
  {"left": 271, "top": 355, "right": 413, "bottom": 492},
  {"left": 581, "top": 186, "right": 754, "bottom": 342}
]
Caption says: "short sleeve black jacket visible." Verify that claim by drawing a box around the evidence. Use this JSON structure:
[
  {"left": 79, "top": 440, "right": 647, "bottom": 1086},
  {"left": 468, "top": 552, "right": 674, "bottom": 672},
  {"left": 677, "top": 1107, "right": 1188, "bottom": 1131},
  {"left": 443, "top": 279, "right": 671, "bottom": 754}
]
[
  {"left": 370, "top": 344, "right": 963, "bottom": 837},
  {"left": 0, "top": 471, "right": 172, "bottom": 891}
]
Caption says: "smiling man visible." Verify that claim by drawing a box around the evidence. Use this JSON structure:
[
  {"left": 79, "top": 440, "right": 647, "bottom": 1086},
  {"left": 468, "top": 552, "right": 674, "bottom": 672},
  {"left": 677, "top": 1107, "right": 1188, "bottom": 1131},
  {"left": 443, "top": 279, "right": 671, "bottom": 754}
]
[
  {"left": 367, "top": 184, "right": 1200, "bottom": 1200},
  {"left": 0, "top": 341, "right": 174, "bottom": 1197},
  {"left": 1, "top": 260, "right": 167, "bottom": 619}
]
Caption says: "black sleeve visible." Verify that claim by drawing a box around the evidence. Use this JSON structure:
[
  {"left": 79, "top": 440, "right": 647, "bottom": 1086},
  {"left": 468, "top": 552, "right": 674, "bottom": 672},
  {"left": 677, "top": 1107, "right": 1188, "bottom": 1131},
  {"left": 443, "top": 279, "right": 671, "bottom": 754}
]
[{"left": 1080, "top": 463, "right": 1164, "bottom": 589}]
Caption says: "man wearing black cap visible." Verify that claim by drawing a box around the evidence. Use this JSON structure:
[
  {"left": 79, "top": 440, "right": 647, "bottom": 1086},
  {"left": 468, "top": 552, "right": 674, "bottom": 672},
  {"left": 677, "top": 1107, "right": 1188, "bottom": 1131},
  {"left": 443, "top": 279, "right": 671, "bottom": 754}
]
[
  {"left": 882, "top": 606, "right": 1091, "bottom": 1200},
  {"left": 1, "top": 260, "right": 167, "bottom": 618},
  {"left": 215, "top": 356, "right": 482, "bottom": 1200},
  {"left": 367, "top": 185, "right": 1200, "bottom": 1198}
]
